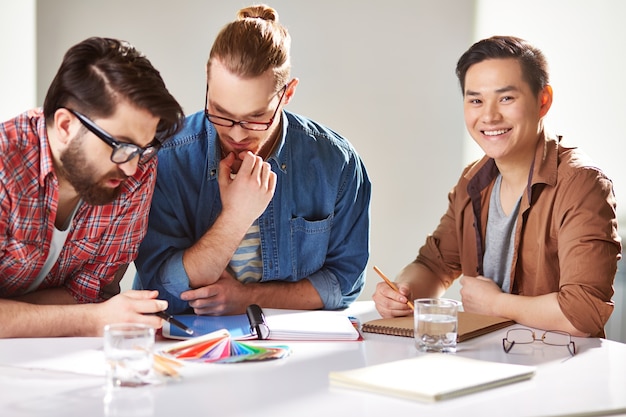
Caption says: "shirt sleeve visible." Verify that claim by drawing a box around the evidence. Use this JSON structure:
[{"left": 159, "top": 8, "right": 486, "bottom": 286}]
[
  {"left": 554, "top": 168, "right": 621, "bottom": 336},
  {"left": 133, "top": 160, "right": 196, "bottom": 314}
]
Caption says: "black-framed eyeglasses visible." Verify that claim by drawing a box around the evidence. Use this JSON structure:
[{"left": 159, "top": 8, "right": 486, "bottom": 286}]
[
  {"left": 65, "top": 108, "right": 160, "bottom": 164},
  {"left": 502, "top": 328, "right": 576, "bottom": 356},
  {"left": 204, "top": 85, "right": 287, "bottom": 131}
]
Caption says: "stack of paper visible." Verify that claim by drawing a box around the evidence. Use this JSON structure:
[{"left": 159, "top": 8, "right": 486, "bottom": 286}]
[{"left": 329, "top": 353, "right": 535, "bottom": 402}]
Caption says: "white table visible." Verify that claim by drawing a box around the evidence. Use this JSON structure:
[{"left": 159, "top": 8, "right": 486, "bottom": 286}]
[{"left": 0, "top": 301, "right": 625, "bottom": 417}]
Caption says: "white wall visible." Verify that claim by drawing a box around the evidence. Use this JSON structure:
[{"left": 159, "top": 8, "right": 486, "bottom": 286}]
[{"left": 0, "top": 0, "right": 36, "bottom": 121}]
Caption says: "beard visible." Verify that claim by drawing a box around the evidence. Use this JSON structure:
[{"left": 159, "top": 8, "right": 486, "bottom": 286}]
[{"left": 58, "top": 133, "right": 128, "bottom": 205}]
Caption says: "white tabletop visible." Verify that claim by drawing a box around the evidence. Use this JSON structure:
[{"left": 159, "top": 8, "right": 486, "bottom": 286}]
[{"left": 1, "top": 301, "right": 625, "bottom": 417}]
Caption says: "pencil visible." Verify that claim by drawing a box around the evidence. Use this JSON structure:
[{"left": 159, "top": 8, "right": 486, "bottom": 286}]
[
  {"left": 155, "top": 311, "right": 195, "bottom": 335},
  {"left": 373, "top": 265, "right": 415, "bottom": 310}
]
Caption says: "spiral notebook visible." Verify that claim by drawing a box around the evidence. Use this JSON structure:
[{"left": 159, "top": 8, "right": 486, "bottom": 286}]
[{"left": 361, "top": 311, "right": 514, "bottom": 342}]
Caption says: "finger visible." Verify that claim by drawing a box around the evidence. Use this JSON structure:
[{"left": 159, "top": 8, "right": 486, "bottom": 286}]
[
  {"left": 395, "top": 284, "right": 412, "bottom": 301},
  {"left": 133, "top": 298, "right": 168, "bottom": 314},
  {"left": 180, "top": 286, "right": 211, "bottom": 301},
  {"left": 140, "top": 315, "right": 165, "bottom": 329},
  {"left": 259, "top": 162, "right": 274, "bottom": 191},
  {"left": 218, "top": 153, "right": 236, "bottom": 183},
  {"left": 188, "top": 297, "right": 216, "bottom": 310},
  {"left": 121, "top": 289, "right": 159, "bottom": 300},
  {"left": 237, "top": 151, "right": 258, "bottom": 174},
  {"left": 249, "top": 155, "right": 266, "bottom": 177},
  {"left": 267, "top": 170, "right": 277, "bottom": 194}
]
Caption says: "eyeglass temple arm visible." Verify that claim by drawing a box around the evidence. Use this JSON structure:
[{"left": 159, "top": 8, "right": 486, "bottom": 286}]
[
  {"left": 502, "top": 338, "right": 516, "bottom": 353},
  {"left": 568, "top": 341, "right": 576, "bottom": 356}
]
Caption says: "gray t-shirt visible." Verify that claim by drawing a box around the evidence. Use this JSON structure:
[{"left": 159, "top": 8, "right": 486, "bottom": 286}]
[{"left": 483, "top": 175, "right": 521, "bottom": 293}]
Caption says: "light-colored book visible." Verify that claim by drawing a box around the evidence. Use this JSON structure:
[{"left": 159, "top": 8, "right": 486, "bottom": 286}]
[{"left": 329, "top": 353, "right": 535, "bottom": 403}]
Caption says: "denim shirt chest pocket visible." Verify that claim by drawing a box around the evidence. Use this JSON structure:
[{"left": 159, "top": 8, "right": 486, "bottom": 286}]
[{"left": 289, "top": 212, "right": 333, "bottom": 277}]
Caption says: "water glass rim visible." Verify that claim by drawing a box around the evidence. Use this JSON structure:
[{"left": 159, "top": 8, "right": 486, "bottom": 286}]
[{"left": 414, "top": 298, "right": 461, "bottom": 306}]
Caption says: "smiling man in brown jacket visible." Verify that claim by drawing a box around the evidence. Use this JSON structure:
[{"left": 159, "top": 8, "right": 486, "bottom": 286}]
[{"left": 373, "top": 36, "right": 621, "bottom": 338}]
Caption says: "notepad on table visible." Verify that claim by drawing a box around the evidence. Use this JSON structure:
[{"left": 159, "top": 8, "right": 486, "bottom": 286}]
[
  {"left": 361, "top": 311, "right": 514, "bottom": 342},
  {"left": 329, "top": 353, "right": 535, "bottom": 403},
  {"left": 162, "top": 310, "right": 361, "bottom": 341}
]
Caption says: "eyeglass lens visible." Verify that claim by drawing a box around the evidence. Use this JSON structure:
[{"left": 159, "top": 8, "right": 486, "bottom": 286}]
[{"left": 112, "top": 144, "right": 157, "bottom": 164}]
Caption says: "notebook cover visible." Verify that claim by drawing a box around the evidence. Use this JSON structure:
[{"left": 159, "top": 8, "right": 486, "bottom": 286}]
[
  {"left": 329, "top": 353, "right": 535, "bottom": 402},
  {"left": 162, "top": 314, "right": 254, "bottom": 340},
  {"left": 361, "top": 311, "right": 514, "bottom": 342}
]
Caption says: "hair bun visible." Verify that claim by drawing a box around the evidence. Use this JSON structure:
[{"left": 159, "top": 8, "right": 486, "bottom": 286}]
[{"left": 237, "top": 4, "right": 279, "bottom": 22}]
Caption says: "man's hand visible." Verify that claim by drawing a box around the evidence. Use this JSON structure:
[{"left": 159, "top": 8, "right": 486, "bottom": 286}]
[
  {"left": 459, "top": 275, "right": 503, "bottom": 316},
  {"left": 92, "top": 290, "right": 168, "bottom": 335},
  {"left": 180, "top": 270, "right": 248, "bottom": 315},
  {"left": 219, "top": 151, "right": 277, "bottom": 226},
  {"left": 372, "top": 281, "right": 414, "bottom": 318},
  {"left": 182, "top": 151, "right": 277, "bottom": 288}
]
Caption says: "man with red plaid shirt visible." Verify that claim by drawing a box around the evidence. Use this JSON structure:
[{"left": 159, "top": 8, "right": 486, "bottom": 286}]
[{"left": 0, "top": 37, "right": 183, "bottom": 337}]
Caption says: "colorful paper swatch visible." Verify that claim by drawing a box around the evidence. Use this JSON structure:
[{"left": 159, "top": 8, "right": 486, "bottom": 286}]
[{"left": 160, "top": 329, "right": 290, "bottom": 363}]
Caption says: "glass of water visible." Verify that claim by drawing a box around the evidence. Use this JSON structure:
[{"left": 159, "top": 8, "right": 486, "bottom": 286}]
[
  {"left": 414, "top": 298, "right": 459, "bottom": 353},
  {"left": 103, "top": 323, "right": 155, "bottom": 388}
]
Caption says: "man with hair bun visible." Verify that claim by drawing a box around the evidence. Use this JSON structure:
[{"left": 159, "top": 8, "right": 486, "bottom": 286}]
[{"left": 135, "top": 4, "right": 371, "bottom": 315}]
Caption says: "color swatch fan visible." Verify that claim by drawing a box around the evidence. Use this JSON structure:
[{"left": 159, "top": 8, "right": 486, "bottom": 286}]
[{"left": 160, "top": 329, "right": 290, "bottom": 363}]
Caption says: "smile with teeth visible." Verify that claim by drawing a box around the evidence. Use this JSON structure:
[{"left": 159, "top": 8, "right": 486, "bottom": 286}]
[{"left": 483, "top": 128, "right": 511, "bottom": 136}]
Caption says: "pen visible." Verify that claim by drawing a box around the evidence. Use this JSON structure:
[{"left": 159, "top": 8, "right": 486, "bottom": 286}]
[
  {"left": 155, "top": 311, "right": 195, "bottom": 336},
  {"left": 373, "top": 265, "right": 415, "bottom": 311}
]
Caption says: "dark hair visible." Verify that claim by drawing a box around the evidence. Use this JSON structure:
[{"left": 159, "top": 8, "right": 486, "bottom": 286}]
[
  {"left": 207, "top": 4, "right": 291, "bottom": 90},
  {"left": 43, "top": 37, "right": 183, "bottom": 142},
  {"left": 455, "top": 36, "right": 549, "bottom": 97}
]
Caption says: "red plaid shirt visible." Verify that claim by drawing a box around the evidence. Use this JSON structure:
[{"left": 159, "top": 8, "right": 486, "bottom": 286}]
[{"left": 0, "top": 109, "right": 156, "bottom": 302}]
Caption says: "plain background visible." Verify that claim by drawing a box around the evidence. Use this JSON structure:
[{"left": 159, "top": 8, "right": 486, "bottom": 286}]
[{"left": 1, "top": 0, "right": 624, "bottom": 341}]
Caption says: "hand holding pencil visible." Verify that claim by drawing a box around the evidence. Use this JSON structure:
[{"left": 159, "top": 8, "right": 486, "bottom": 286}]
[{"left": 373, "top": 265, "right": 415, "bottom": 311}]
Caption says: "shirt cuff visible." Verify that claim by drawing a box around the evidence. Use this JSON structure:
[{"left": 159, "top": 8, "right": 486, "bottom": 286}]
[
  {"left": 307, "top": 269, "right": 343, "bottom": 309},
  {"left": 159, "top": 251, "right": 193, "bottom": 307}
]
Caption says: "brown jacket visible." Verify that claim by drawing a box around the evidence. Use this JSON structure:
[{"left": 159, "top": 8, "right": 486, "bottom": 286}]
[{"left": 415, "top": 132, "right": 622, "bottom": 337}]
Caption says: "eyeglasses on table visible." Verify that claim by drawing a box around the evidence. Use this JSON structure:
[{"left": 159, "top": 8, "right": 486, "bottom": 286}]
[{"left": 502, "top": 327, "right": 576, "bottom": 356}]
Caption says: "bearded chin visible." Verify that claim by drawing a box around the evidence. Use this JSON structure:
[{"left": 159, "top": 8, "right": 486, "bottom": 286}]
[{"left": 59, "top": 139, "right": 124, "bottom": 206}]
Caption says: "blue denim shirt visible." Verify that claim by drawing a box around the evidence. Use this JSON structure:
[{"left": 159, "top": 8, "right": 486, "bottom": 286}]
[{"left": 134, "top": 110, "right": 371, "bottom": 314}]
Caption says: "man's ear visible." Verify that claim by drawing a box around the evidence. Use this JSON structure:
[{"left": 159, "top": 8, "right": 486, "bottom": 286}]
[
  {"left": 539, "top": 84, "right": 553, "bottom": 118},
  {"left": 283, "top": 78, "right": 299, "bottom": 106},
  {"left": 53, "top": 108, "right": 76, "bottom": 146}
]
